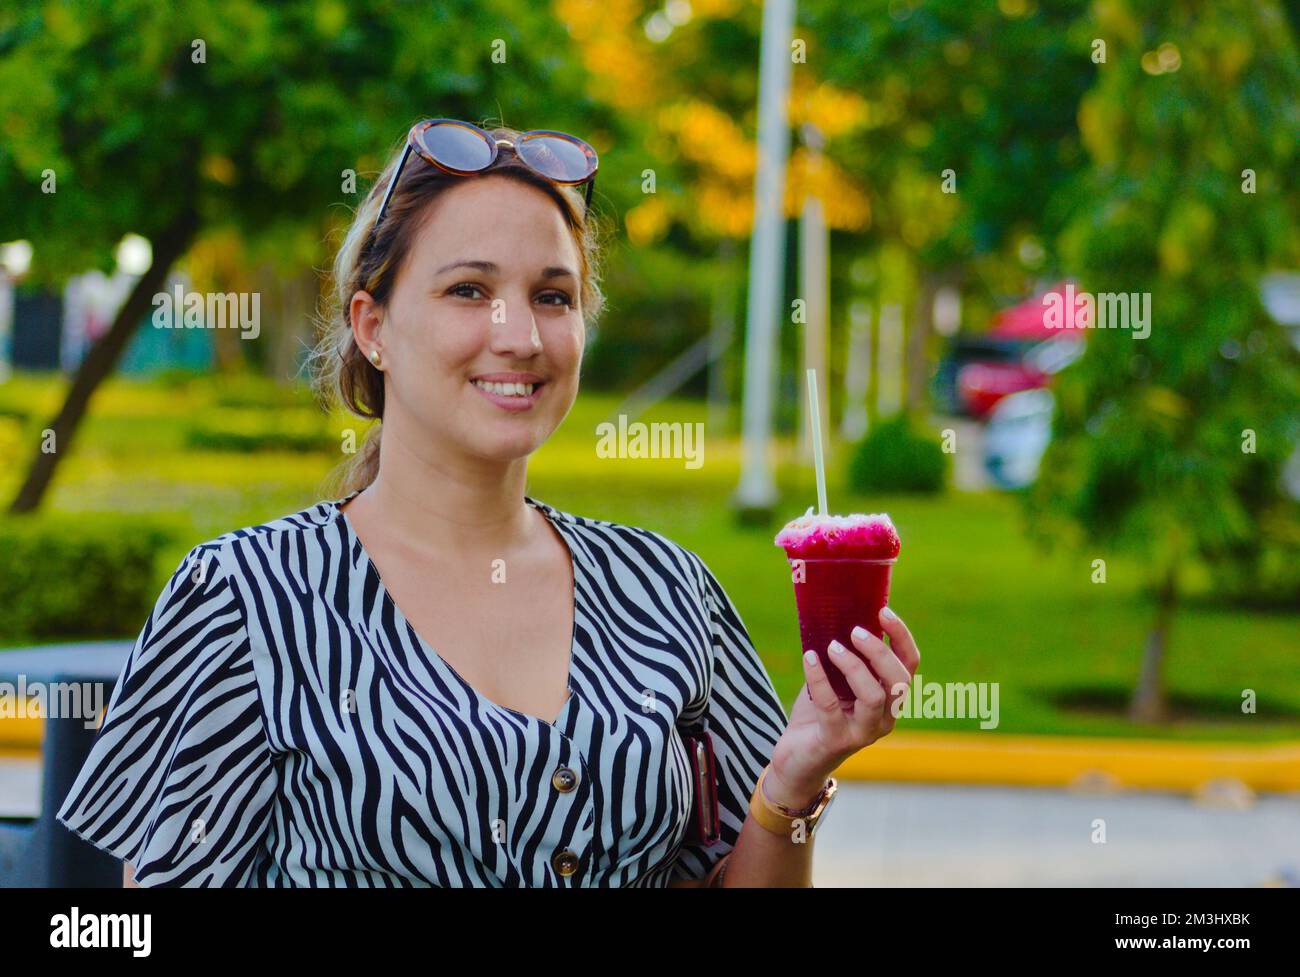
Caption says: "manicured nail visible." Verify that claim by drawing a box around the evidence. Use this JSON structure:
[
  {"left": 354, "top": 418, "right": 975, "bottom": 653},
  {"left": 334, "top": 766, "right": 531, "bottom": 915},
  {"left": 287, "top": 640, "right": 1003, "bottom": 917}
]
[
  {"left": 803, "top": 650, "right": 819, "bottom": 666},
  {"left": 881, "top": 606, "right": 899, "bottom": 622},
  {"left": 852, "top": 625, "right": 869, "bottom": 642},
  {"left": 828, "top": 640, "right": 846, "bottom": 656}
]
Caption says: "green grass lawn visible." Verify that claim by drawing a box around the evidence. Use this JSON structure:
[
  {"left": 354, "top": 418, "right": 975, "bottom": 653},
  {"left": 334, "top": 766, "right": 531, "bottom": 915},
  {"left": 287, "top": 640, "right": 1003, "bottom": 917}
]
[{"left": 3, "top": 372, "right": 1297, "bottom": 742}]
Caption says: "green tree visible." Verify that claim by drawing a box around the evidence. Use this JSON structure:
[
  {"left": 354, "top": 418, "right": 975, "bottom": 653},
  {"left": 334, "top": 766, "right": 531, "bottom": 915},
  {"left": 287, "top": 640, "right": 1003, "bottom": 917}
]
[
  {"left": 0, "top": 0, "right": 625, "bottom": 512},
  {"left": 802, "top": 0, "right": 1096, "bottom": 414},
  {"left": 1028, "top": 0, "right": 1300, "bottom": 722}
]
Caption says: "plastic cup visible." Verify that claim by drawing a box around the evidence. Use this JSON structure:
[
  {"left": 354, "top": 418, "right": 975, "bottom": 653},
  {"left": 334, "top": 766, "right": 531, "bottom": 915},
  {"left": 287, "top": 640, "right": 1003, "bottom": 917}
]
[
  {"left": 776, "top": 511, "right": 901, "bottom": 706},
  {"left": 786, "top": 557, "right": 895, "bottom": 703}
]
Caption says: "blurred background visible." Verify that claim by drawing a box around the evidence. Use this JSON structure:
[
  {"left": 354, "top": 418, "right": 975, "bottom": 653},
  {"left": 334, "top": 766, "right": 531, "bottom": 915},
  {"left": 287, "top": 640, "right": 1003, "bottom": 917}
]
[{"left": 0, "top": 0, "right": 1296, "bottom": 886}]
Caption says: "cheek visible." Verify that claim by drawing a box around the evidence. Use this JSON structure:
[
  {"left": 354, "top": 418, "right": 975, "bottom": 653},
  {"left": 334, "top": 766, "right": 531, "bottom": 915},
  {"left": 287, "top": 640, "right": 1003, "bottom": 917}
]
[
  {"left": 404, "top": 303, "right": 478, "bottom": 364},
  {"left": 434, "top": 326, "right": 482, "bottom": 365},
  {"left": 556, "top": 320, "right": 585, "bottom": 369}
]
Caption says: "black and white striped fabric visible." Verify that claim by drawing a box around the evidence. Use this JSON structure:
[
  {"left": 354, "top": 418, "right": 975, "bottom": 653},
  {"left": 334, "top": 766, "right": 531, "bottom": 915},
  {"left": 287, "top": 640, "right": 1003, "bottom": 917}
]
[{"left": 57, "top": 490, "right": 790, "bottom": 886}]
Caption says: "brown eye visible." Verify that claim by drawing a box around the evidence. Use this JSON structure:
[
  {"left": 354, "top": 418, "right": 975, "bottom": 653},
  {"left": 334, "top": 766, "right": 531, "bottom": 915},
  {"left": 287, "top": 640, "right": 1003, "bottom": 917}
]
[
  {"left": 450, "top": 283, "right": 486, "bottom": 299},
  {"left": 538, "top": 291, "right": 574, "bottom": 308}
]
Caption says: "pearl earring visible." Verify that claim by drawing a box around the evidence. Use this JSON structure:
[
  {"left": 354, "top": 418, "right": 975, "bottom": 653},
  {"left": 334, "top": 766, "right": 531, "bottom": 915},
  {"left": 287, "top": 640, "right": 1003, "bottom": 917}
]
[{"left": 369, "top": 349, "right": 382, "bottom": 368}]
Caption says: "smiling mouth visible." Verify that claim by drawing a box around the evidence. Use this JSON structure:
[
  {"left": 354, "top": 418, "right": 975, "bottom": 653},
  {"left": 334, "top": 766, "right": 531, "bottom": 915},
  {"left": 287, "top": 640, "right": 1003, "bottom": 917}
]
[
  {"left": 471, "top": 378, "right": 541, "bottom": 397},
  {"left": 469, "top": 377, "right": 547, "bottom": 410}
]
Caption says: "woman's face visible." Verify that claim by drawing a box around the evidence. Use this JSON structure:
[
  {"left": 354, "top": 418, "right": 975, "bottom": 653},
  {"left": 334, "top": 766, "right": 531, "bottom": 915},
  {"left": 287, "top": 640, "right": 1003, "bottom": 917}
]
[{"left": 352, "top": 173, "right": 585, "bottom": 465}]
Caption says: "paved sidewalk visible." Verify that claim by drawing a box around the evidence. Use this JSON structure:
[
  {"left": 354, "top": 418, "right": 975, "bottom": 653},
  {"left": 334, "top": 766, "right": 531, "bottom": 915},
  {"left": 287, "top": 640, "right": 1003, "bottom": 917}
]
[
  {"left": 0, "top": 757, "right": 39, "bottom": 818},
  {"left": 812, "top": 782, "right": 1300, "bottom": 887}
]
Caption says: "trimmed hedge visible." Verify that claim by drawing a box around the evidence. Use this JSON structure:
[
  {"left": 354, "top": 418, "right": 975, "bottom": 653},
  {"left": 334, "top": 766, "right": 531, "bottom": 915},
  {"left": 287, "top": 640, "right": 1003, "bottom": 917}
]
[
  {"left": 211, "top": 377, "right": 318, "bottom": 410},
  {"left": 0, "top": 514, "right": 182, "bottom": 643},
  {"left": 184, "top": 408, "right": 335, "bottom": 453},
  {"left": 847, "top": 414, "right": 949, "bottom": 494}
]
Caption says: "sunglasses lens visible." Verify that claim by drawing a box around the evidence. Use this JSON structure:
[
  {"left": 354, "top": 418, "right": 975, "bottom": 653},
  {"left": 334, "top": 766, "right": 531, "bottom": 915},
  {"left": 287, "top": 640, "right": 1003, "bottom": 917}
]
[
  {"left": 418, "top": 122, "right": 494, "bottom": 172},
  {"left": 516, "top": 133, "right": 597, "bottom": 183}
]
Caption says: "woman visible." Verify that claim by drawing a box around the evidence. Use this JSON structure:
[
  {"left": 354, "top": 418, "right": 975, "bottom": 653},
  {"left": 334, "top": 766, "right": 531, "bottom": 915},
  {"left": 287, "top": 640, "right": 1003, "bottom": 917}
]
[{"left": 57, "top": 119, "right": 920, "bottom": 887}]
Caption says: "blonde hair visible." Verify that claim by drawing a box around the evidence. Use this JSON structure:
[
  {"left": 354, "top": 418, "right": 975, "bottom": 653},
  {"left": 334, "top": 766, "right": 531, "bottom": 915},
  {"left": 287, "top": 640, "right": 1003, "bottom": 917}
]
[{"left": 309, "top": 121, "right": 607, "bottom": 496}]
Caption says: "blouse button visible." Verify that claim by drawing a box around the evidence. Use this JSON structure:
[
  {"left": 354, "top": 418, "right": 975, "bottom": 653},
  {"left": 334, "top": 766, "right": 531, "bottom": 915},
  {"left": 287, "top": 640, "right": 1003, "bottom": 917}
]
[
  {"left": 551, "top": 766, "right": 578, "bottom": 792},
  {"left": 551, "top": 849, "right": 580, "bottom": 877}
]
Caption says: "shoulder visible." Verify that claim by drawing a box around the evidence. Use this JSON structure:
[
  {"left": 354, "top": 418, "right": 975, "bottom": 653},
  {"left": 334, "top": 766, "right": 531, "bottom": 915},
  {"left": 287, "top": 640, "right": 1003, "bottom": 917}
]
[
  {"left": 132, "top": 498, "right": 350, "bottom": 705},
  {"left": 178, "top": 495, "right": 347, "bottom": 578},
  {"left": 529, "top": 496, "right": 709, "bottom": 591},
  {"left": 100, "top": 505, "right": 328, "bottom": 709}
]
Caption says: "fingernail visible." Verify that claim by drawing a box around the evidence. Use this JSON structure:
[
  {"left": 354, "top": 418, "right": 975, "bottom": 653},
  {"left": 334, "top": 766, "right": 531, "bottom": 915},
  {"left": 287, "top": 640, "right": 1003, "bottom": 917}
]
[
  {"left": 803, "top": 650, "right": 819, "bottom": 666},
  {"left": 828, "top": 640, "right": 846, "bottom": 656},
  {"left": 881, "top": 606, "right": 898, "bottom": 622},
  {"left": 852, "top": 625, "right": 870, "bottom": 642}
]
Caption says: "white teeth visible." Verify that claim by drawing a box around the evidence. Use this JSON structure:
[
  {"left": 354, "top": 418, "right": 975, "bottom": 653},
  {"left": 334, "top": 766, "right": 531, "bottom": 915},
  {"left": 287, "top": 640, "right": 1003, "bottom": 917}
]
[{"left": 472, "top": 379, "right": 536, "bottom": 397}]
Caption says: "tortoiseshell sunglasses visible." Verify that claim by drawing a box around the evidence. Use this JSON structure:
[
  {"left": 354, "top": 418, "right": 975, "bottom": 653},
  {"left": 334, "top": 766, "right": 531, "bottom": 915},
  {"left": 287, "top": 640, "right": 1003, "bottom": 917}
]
[{"left": 374, "top": 118, "right": 599, "bottom": 233}]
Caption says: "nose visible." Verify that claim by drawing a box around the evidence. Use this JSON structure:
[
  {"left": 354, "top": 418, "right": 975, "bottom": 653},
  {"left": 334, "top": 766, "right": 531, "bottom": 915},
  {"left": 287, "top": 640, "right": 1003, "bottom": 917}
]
[{"left": 488, "top": 293, "right": 543, "bottom": 357}]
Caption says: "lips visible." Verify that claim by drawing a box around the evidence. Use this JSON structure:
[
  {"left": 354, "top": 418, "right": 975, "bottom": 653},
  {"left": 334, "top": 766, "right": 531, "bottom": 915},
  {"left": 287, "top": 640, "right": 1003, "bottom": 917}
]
[
  {"left": 472, "top": 378, "right": 538, "bottom": 397},
  {"left": 469, "top": 377, "right": 545, "bottom": 412}
]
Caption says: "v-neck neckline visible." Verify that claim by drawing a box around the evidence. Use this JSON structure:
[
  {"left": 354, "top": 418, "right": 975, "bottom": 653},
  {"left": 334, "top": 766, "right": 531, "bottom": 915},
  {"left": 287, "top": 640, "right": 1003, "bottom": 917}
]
[{"left": 329, "top": 488, "right": 580, "bottom": 729}]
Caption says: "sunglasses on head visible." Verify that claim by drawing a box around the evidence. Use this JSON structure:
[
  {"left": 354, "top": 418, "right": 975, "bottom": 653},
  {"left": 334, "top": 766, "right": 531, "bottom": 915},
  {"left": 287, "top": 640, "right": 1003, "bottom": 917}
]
[{"left": 374, "top": 118, "right": 599, "bottom": 233}]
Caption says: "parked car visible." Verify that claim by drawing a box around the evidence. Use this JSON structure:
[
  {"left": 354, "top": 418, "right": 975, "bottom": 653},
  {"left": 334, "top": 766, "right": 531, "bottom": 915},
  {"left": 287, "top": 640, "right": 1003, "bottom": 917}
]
[
  {"left": 982, "top": 387, "right": 1055, "bottom": 489},
  {"left": 944, "top": 282, "right": 1088, "bottom": 419},
  {"left": 957, "top": 335, "right": 1083, "bottom": 419},
  {"left": 931, "top": 336, "right": 1036, "bottom": 416}
]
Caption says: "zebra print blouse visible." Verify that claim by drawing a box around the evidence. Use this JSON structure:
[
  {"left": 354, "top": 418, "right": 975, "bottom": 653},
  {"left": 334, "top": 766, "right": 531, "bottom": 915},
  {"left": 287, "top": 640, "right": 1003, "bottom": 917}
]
[{"left": 56, "top": 490, "right": 790, "bottom": 886}]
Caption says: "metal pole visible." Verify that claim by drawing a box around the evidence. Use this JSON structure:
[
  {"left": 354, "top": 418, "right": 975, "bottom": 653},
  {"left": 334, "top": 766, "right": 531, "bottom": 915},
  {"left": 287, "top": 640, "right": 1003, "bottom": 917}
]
[{"left": 733, "top": 0, "right": 796, "bottom": 517}]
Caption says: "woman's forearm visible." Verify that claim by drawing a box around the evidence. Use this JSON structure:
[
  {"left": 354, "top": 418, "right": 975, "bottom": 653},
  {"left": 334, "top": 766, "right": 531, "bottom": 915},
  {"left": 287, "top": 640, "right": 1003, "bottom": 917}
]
[
  {"left": 718, "top": 767, "right": 824, "bottom": 887},
  {"left": 714, "top": 609, "right": 922, "bottom": 888},
  {"left": 721, "top": 807, "right": 815, "bottom": 887}
]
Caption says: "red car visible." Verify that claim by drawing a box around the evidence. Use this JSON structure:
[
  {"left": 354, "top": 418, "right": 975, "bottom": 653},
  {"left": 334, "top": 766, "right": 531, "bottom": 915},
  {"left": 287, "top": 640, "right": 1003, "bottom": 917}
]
[
  {"left": 956, "top": 284, "right": 1086, "bottom": 418},
  {"left": 958, "top": 358, "right": 1048, "bottom": 419}
]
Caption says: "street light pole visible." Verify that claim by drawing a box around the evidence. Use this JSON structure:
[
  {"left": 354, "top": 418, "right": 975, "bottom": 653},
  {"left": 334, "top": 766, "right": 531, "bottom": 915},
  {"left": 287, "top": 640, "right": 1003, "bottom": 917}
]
[{"left": 732, "top": 0, "right": 796, "bottom": 520}]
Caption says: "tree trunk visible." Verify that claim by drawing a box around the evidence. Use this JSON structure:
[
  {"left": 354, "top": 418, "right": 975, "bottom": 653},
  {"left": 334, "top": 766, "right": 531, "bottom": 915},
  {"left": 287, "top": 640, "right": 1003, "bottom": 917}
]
[
  {"left": 905, "top": 268, "right": 940, "bottom": 419},
  {"left": 1129, "top": 567, "right": 1179, "bottom": 723},
  {"left": 8, "top": 210, "right": 199, "bottom": 514}
]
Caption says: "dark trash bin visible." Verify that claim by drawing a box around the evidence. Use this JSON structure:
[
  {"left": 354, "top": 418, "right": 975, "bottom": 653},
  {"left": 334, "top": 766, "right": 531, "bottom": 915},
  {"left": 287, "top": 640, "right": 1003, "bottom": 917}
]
[{"left": 0, "top": 643, "right": 132, "bottom": 887}]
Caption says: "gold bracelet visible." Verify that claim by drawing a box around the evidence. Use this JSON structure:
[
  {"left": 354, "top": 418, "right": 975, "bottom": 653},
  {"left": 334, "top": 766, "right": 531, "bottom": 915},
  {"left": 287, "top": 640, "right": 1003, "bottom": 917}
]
[{"left": 748, "top": 766, "right": 836, "bottom": 839}]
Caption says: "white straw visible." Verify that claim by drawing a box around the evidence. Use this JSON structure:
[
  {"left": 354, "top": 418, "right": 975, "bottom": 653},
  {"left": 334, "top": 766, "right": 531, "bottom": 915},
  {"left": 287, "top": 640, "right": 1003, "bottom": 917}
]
[{"left": 806, "top": 368, "right": 828, "bottom": 517}]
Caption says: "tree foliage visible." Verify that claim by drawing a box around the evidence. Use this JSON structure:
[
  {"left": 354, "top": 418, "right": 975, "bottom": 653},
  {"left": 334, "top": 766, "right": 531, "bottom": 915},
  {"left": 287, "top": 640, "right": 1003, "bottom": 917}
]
[
  {"left": 0, "top": 0, "right": 623, "bottom": 282},
  {"left": 1028, "top": 0, "right": 1300, "bottom": 605}
]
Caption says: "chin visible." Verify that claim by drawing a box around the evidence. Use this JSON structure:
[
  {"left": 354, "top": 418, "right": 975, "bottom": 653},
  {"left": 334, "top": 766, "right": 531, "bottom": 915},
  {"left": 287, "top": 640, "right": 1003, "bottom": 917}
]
[{"left": 472, "top": 428, "right": 549, "bottom": 462}]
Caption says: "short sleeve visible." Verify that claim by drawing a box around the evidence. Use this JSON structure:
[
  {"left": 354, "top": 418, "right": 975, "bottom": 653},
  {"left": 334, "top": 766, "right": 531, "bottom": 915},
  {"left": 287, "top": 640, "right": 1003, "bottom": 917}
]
[
  {"left": 671, "top": 553, "right": 790, "bottom": 883},
  {"left": 55, "top": 542, "right": 277, "bottom": 887}
]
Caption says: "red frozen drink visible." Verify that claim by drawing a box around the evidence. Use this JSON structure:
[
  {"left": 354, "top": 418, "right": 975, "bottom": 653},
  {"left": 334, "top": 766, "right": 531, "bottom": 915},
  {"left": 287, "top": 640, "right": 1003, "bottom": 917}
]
[{"left": 775, "top": 509, "right": 901, "bottom": 705}]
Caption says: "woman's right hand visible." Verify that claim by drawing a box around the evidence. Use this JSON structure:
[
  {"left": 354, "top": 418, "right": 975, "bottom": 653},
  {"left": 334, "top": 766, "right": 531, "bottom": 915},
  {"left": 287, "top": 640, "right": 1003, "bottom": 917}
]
[{"left": 765, "top": 607, "right": 920, "bottom": 810}]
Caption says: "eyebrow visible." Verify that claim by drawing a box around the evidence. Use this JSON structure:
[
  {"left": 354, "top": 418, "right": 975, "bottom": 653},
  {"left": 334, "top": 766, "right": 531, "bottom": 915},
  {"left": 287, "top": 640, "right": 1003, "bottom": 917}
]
[{"left": 435, "top": 259, "right": 576, "bottom": 280}]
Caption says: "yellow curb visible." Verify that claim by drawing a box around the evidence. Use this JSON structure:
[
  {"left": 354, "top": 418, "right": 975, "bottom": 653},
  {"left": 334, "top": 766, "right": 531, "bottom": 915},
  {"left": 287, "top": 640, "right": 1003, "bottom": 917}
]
[
  {"left": 0, "top": 716, "right": 43, "bottom": 752},
  {"left": 5, "top": 717, "right": 1299, "bottom": 793},
  {"left": 834, "top": 731, "right": 1300, "bottom": 793}
]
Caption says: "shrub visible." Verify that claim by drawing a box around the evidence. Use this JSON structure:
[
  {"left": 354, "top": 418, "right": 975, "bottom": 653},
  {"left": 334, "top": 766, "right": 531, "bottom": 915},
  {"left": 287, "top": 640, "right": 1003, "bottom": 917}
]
[
  {"left": 184, "top": 408, "right": 334, "bottom": 453},
  {"left": 0, "top": 514, "right": 182, "bottom": 643},
  {"left": 847, "top": 414, "right": 949, "bottom": 494},
  {"left": 210, "top": 376, "right": 317, "bottom": 410},
  {"left": 153, "top": 367, "right": 205, "bottom": 390},
  {"left": 0, "top": 416, "right": 23, "bottom": 460}
]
